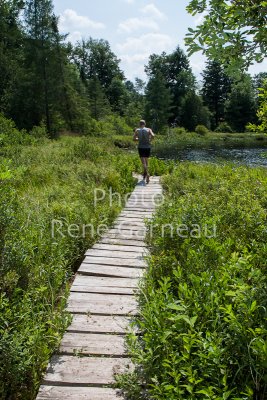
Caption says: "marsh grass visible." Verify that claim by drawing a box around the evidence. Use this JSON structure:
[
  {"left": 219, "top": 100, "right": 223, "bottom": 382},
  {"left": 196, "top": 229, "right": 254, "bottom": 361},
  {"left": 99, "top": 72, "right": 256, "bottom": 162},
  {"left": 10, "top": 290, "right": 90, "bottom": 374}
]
[
  {"left": 120, "top": 163, "right": 267, "bottom": 400},
  {"left": 0, "top": 136, "right": 143, "bottom": 399}
]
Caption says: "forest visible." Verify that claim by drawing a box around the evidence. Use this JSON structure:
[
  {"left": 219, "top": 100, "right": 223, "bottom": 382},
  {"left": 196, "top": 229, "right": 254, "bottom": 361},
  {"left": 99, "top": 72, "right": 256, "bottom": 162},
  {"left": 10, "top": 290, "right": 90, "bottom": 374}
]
[{"left": 0, "top": 0, "right": 267, "bottom": 399}]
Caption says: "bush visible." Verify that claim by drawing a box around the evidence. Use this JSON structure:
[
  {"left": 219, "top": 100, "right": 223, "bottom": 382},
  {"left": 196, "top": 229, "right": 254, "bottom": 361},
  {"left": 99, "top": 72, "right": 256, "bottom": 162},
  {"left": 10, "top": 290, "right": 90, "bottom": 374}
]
[
  {"left": 214, "top": 122, "right": 234, "bottom": 133},
  {"left": 0, "top": 114, "right": 34, "bottom": 146},
  {"left": 122, "top": 163, "right": 267, "bottom": 399},
  {"left": 0, "top": 136, "right": 141, "bottom": 399},
  {"left": 30, "top": 123, "right": 48, "bottom": 139},
  {"left": 195, "top": 124, "right": 209, "bottom": 135},
  {"left": 100, "top": 115, "right": 133, "bottom": 136}
]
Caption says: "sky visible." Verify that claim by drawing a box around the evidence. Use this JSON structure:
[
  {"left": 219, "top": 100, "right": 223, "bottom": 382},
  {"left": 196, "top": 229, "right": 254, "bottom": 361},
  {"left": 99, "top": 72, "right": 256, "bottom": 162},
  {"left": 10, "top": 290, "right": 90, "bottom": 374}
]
[{"left": 53, "top": 0, "right": 267, "bottom": 82}]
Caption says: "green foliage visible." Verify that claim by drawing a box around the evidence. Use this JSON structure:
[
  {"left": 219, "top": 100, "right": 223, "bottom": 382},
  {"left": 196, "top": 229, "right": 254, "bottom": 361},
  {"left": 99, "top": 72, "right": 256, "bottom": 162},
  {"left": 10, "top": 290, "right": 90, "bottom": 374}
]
[
  {"left": 145, "top": 47, "right": 196, "bottom": 124},
  {"left": 185, "top": 0, "right": 267, "bottom": 69},
  {"left": 123, "top": 163, "right": 267, "bottom": 399},
  {"left": 145, "top": 71, "right": 173, "bottom": 133},
  {"left": 195, "top": 124, "right": 209, "bottom": 135},
  {"left": 0, "top": 135, "right": 139, "bottom": 399},
  {"left": 180, "top": 92, "right": 210, "bottom": 131},
  {"left": 100, "top": 115, "right": 133, "bottom": 136},
  {"left": 247, "top": 80, "right": 267, "bottom": 134},
  {"left": 201, "top": 61, "right": 232, "bottom": 129},
  {"left": 225, "top": 75, "right": 257, "bottom": 132},
  {"left": 0, "top": 113, "right": 34, "bottom": 146},
  {"left": 214, "top": 122, "right": 234, "bottom": 134}
]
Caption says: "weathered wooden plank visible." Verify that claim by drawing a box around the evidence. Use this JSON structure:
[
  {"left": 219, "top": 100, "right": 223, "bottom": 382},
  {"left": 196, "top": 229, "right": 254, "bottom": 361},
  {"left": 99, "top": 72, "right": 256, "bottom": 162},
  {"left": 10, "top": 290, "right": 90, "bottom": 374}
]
[
  {"left": 115, "top": 219, "right": 146, "bottom": 227},
  {"left": 82, "top": 256, "right": 146, "bottom": 268},
  {"left": 71, "top": 275, "right": 138, "bottom": 294},
  {"left": 113, "top": 223, "right": 146, "bottom": 231},
  {"left": 78, "top": 264, "right": 145, "bottom": 278},
  {"left": 42, "top": 355, "right": 132, "bottom": 385},
  {"left": 117, "top": 215, "right": 151, "bottom": 220},
  {"left": 99, "top": 237, "right": 146, "bottom": 247},
  {"left": 85, "top": 249, "right": 144, "bottom": 260},
  {"left": 107, "top": 229, "right": 146, "bottom": 239},
  {"left": 67, "top": 315, "right": 132, "bottom": 334},
  {"left": 116, "top": 218, "right": 145, "bottom": 224},
  {"left": 93, "top": 243, "right": 146, "bottom": 252},
  {"left": 67, "top": 292, "right": 138, "bottom": 315},
  {"left": 37, "top": 386, "right": 121, "bottom": 400},
  {"left": 71, "top": 285, "right": 136, "bottom": 295},
  {"left": 72, "top": 275, "right": 139, "bottom": 288},
  {"left": 60, "top": 333, "right": 126, "bottom": 356}
]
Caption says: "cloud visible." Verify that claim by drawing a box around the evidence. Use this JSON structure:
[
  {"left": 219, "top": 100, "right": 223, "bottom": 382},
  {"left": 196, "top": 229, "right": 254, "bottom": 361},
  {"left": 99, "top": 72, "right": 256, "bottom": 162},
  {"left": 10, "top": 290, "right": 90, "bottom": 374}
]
[
  {"left": 118, "top": 17, "right": 159, "bottom": 33},
  {"left": 117, "top": 33, "right": 173, "bottom": 54},
  {"left": 140, "top": 3, "right": 167, "bottom": 21},
  {"left": 59, "top": 9, "right": 105, "bottom": 33},
  {"left": 124, "top": 0, "right": 135, "bottom": 3}
]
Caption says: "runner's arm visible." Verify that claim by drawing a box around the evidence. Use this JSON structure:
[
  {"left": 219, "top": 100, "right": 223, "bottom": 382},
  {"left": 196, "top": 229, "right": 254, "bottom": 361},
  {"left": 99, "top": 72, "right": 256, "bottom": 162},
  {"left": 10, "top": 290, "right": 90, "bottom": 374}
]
[{"left": 133, "top": 129, "right": 139, "bottom": 141}]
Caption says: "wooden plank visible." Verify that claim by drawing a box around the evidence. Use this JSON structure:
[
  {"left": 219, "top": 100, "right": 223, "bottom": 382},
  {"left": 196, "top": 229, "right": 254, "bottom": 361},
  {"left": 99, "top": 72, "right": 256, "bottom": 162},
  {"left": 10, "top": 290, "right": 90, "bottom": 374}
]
[
  {"left": 116, "top": 218, "right": 145, "bottom": 223},
  {"left": 115, "top": 219, "right": 146, "bottom": 227},
  {"left": 67, "top": 315, "right": 132, "bottom": 334},
  {"left": 112, "top": 224, "right": 146, "bottom": 231},
  {"left": 71, "top": 275, "right": 138, "bottom": 294},
  {"left": 107, "top": 229, "right": 146, "bottom": 239},
  {"left": 71, "top": 285, "right": 136, "bottom": 295},
  {"left": 78, "top": 264, "right": 145, "bottom": 278},
  {"left": 72, "top": 275, "right": 139, "bottom": 288},
  {"left": 67, "top": 292, "right": 138, "bottom": 315},
  {"left": 82, "top": 256, "right": 146, "bottom": 268},
  {"left": 85, "top": 249, "right": 144, "bottom": 260},
  {"left": 42, "top": 355, "right": 133, "bottom": 385},
  {"left": 60, "top": 333, "right": 126, "bottom": 356},
  {"left": 93, "top": 243, "right": 146, "bottom": 252},
  {"left": 117, "top": 214, "right": 151, "bottom": 220},
  {"left": 99, "top": 237, "right": 146, "bottom": 247},
  {"left": 37, "top": 386, "right": 120, "bottom": 400}
]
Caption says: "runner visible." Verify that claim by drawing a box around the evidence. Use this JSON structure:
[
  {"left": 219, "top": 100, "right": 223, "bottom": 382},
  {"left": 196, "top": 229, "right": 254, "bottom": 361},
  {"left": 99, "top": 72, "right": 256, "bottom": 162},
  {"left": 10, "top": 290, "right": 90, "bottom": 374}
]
[{"left": 133, "top": 120, "right": 155, "bottom": 184}]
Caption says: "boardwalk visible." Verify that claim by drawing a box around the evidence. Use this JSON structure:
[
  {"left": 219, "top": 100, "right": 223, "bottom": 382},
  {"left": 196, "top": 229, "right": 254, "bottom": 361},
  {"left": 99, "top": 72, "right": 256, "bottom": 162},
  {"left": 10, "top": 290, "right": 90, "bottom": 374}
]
[{"left": 37, "top": 176, "right": 162, "bottom": 400}]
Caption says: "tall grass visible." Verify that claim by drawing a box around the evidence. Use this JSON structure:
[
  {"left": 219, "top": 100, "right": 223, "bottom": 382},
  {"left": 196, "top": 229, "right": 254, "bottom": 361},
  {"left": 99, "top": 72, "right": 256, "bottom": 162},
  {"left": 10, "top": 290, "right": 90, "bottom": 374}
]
[
  {"left": 0, "top": 135, "right": 141, "bottom": 399},
  {"left": 120, "top": 163, "right": 267, "bottom": 400}
]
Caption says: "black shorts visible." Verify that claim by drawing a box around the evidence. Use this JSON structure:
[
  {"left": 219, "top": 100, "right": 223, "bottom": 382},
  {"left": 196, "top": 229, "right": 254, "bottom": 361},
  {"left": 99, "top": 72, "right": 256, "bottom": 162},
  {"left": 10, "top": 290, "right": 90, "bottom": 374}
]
[{"left": 138, "top": 148, "right": 151, "bottom": 158}]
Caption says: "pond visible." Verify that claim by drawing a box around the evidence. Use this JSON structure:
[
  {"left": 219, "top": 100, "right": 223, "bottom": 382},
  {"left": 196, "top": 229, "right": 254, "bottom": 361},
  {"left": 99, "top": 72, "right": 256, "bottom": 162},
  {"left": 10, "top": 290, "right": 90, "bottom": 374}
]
[{"left": 154, "top": 146, "right": 267, "bottom": 167}]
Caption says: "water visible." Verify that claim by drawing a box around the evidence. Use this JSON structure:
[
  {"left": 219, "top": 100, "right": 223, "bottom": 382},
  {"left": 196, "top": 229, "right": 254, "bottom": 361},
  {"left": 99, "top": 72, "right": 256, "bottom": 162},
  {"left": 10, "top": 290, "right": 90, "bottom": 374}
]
[{"left": 155, "top": 146, "right": 267, "bottom": 167}]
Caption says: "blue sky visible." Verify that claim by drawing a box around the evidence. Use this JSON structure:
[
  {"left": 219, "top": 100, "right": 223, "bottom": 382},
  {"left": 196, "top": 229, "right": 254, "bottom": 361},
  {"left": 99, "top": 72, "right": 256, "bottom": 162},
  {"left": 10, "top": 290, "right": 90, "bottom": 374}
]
[{"left": 53, "top": 0, "right": 267, "bottom": 82}]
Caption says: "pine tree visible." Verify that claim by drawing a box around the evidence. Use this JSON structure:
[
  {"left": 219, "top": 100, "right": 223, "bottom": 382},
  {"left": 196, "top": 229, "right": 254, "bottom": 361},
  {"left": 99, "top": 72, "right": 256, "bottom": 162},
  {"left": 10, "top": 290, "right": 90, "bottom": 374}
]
[
  {"left": 225, "top": 75, "right": 257, "bottom": 132},
  {"left": 201, "top": 61, "right": 231, "bottom": 129},
  {"left": 145, "top": 46, "right": 196, "bottom": 124},
  {"left": 180, "top": 92, "right": 210, "bottom": 131},
  {"left": 87, "top": 76, "right": 110, "bottom": 120},
  {"left": 0, "top": 0, "right": 23, "bottom": 114},
  {"left": 145, "top": 72, "right": 173, "bottom": 133}
]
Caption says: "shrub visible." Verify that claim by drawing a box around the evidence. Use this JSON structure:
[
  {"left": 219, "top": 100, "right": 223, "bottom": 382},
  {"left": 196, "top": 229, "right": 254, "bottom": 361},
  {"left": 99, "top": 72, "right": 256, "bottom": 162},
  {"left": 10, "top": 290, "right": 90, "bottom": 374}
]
[
  {"left": 214, "top": 122, "right": 234, "bottom": 133},
  {"left": 0, "top": 136, "right": 141, "bottom": 399},
  {"left": 0, "top": 114, "right": 34, "bottom": 146},
  {"left": 122, "top": 163, "right": 267, "bottom": 399},
  {"left": 30, "top": 123, "right": 48, "bottom": 139},
  {"left": 100, "top": 115, "right": 133, "bottom": 136},
  {"left": 195, "top": 124, "right": 209, "bottom": 135}
]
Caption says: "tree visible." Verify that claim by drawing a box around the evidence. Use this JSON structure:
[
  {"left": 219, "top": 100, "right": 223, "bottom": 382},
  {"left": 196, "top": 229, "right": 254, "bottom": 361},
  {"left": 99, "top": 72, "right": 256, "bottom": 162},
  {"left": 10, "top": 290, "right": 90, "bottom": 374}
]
[
  {"left": 225, "top": 75, "right": 257, "bottom": 132},
  {"left": 145, "top": 72, "right": 173, "bottom": 133},
  {"left": 247, "top": 80, "right": 267, "bottom": 133},
  {"left": 185, "top": 0, "right": 267, "bottom": 70},
  {"left": 72, "top": 38, "right": 124, "bottom": 90},
  {"left": 106, "top": 78, "right": 130, "bottom": 115},
  {"left": 180, "top": 92, "right": 210, "bottom": 131},
  {"left": 145, "top": 46, "right": 196, "bottom": 123},
  {"left": 0, "top": 0, "right": 24, "bottom": 114},
  {"left": 201, "top": 61, "right": 232, "bottom": 129},
  {"left": 87, "top": 76, "right": 110, "bottom": 120}
]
